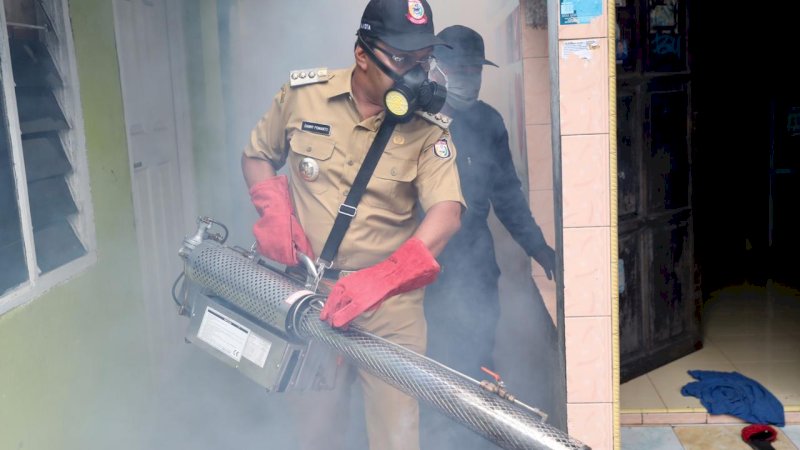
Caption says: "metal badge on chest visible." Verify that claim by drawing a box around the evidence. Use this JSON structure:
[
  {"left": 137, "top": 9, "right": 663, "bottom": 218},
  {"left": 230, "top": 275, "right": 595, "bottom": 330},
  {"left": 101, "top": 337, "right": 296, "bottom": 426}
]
[{"left": 299, "top": 157, "right": 320, "bottom": 182}]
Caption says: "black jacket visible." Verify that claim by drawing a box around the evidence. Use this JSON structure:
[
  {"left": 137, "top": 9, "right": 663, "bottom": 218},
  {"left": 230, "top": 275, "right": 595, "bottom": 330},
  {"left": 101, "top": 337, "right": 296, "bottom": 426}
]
[{"left": 438, "top": 100, "right": 548, "bottom": 278}]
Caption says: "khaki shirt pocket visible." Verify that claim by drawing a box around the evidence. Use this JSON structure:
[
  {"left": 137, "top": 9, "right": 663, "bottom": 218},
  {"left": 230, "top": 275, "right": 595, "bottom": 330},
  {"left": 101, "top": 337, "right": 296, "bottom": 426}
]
[
  {"left": 363, "top": 155, "right": 418, "bottom": 214},
  {"left": 288, "top": 132, "right": 336, "bottom": 195}
]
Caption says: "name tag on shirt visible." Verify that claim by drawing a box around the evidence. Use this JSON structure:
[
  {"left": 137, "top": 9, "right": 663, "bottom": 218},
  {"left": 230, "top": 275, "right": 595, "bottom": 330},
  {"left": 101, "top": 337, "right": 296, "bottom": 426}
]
[{"left": 302, "top": 121, "right": 331, "bottom": 136}]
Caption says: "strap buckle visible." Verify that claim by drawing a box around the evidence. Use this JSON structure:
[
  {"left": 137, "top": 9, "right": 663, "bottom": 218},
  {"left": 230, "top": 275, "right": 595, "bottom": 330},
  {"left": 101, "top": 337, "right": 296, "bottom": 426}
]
[
  {"left": 309, "top": 258, "right": 334, "bottom": 292},
  {"left": 338, "top": 203, "right": 357, "bottom": 218}
]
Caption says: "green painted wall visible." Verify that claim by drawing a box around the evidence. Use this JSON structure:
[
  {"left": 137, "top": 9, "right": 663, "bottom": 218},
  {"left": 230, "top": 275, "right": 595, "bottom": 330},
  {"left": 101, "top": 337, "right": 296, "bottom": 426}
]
[{"left": 0, "top": 1, "right": 151, "bottom": 449}]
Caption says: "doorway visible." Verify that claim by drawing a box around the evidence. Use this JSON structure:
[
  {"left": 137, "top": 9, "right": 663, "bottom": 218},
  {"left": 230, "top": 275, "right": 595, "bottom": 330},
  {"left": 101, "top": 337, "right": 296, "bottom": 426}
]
[{"left": 619, "top": 0, "right": 800, "bottom": 418}]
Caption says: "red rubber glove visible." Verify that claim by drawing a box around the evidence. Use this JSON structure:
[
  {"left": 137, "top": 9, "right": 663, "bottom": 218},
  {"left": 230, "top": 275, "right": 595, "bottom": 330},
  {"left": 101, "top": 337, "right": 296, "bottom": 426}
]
[
  {"left": 250, "top": 175, "right": 314, "bottom": 266},
  {"left": 320, "top": 238, "right": 440, "bottom": 328}
]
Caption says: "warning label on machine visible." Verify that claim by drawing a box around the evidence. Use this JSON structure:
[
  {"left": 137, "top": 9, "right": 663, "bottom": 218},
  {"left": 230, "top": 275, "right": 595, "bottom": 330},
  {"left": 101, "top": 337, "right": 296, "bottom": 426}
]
[{"left": 197, "top": 306, "right": 249, "bottom": 362}]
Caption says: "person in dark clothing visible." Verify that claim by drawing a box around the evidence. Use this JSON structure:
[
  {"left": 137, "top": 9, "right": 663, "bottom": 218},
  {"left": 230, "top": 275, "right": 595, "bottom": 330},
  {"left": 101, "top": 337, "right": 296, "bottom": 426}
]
[{"left": 420, "top": 25, "right": 557, "bottom": 450}]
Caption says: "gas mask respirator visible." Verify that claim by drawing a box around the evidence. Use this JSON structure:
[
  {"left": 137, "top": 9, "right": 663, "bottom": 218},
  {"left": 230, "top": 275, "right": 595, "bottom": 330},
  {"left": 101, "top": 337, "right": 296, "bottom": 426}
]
[{"left": 358, "top": 34, "right": 447, "bottom": 122}]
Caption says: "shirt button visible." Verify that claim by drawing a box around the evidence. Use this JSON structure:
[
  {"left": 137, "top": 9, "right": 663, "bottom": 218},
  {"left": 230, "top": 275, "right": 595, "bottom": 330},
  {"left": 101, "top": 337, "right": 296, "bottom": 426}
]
[
  {"left": 347, "top": 160, "right": 354, "bottom": 166},
  {"left": 306, "top": 146, "right": 312, "bottom": 152},
  {"left": 390, "top": 168, "right": 397, "bottom": 176}
]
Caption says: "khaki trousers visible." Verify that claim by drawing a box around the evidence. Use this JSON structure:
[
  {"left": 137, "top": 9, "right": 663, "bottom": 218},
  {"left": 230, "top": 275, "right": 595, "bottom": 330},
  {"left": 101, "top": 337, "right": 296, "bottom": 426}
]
[{"left": 288, "top": 290, "right": 427, "bottom": 450}]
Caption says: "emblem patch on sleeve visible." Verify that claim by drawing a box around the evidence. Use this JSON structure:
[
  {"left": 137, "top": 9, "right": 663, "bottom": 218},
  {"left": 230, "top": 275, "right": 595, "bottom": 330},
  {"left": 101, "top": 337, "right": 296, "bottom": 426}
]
[{"left": 433, "top": 139, "right": 451, "bottom": 159}]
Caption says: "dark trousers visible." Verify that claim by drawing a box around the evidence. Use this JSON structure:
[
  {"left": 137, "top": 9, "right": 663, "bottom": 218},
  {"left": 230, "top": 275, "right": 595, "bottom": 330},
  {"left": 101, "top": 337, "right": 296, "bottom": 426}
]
[{"left": 420, "top": 269, "right": 503, "bottom": 450}]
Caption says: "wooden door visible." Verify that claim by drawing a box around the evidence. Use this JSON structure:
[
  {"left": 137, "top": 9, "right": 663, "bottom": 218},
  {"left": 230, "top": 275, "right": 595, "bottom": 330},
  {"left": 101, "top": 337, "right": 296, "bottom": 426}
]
[{"left": 616, "top": 0, "right": 702, "bottom": 382}]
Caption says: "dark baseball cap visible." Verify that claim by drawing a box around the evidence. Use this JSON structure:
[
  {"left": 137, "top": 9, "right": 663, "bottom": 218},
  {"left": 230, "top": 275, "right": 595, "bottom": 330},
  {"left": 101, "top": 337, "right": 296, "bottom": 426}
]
[
  {"left": 434, "top": 25, "right": 499, "bottom": 67},
  {"left": 358, "top": 0, "right": 450, "bottom": 51}
]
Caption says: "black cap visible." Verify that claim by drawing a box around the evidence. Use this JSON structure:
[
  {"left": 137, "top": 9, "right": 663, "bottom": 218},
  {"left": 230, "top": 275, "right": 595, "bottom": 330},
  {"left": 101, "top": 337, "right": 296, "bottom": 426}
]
[
  {"left": 358, "top": 0, "right": 450, "bottom": 51},
  {"left": 434, "top": 25, "right": 499, "bottom": 67}
]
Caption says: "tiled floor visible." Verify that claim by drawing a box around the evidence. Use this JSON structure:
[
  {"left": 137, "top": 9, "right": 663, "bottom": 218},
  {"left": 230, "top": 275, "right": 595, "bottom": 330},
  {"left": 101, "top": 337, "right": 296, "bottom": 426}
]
[
  {"left": 622, "top": 425, "right": 800, "bottom": 449},
  {"left": 620, "top": 282, "right": 800, "bottom": 447}
]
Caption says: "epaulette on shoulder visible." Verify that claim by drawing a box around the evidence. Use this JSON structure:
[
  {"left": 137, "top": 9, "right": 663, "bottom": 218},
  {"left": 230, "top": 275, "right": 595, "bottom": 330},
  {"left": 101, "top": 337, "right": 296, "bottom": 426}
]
[
  {"left": 289, "top": 67, "right": 330, "bottom": 87},
  {"left": 415, "top": 111, "right": 451, "bottom": 129}
]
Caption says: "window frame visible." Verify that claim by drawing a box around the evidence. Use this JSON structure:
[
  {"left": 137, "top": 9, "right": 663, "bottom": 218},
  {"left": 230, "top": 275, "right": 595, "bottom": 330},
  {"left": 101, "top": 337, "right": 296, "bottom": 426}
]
[{"left": 0, "top": 0, "right": 97, "bottom": 315}]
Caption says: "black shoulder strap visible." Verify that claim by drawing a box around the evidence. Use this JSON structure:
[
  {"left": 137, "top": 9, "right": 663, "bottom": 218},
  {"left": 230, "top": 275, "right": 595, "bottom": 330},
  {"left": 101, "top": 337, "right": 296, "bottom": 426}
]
[{"left": 318, "top": 118, "right": 398, "bottom": 266}]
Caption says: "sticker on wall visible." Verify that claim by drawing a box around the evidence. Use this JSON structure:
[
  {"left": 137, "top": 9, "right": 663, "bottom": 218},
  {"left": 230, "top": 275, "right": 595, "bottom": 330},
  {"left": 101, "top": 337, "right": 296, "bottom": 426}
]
[
  {"left": 561, "top": 39, "right": 600, "bottom": 60},
  {"left": 560, "top": 0, "right": 603, "bottom": 25}
]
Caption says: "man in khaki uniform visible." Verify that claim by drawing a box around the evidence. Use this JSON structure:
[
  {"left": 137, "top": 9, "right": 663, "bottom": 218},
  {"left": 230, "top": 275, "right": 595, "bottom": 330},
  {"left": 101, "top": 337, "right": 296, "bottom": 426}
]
[{"left": 240, "top": 1, "right": 464, "bottom": 449}]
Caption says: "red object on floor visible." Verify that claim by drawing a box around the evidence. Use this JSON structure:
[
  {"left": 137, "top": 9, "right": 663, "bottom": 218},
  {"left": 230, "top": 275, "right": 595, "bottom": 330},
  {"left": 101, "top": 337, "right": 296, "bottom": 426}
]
[
  {"left": 742, "top": 424, "right": 777, "bottom": 450},
  {"left": 742, "top": 424, "right": 777, "bottom": 442}
]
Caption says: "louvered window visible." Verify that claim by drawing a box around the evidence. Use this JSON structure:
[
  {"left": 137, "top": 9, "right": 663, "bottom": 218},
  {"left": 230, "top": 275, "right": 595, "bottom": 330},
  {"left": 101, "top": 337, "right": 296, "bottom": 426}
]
[{"left": 0, "top": 0, "right": 95, "bottom": 313}]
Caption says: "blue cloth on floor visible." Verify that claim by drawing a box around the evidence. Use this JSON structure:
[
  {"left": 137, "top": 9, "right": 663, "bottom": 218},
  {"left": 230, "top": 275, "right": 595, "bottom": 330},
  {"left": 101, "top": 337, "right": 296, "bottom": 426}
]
[{"left": 681, "top": 370, "right": 785, "bottom": 426}]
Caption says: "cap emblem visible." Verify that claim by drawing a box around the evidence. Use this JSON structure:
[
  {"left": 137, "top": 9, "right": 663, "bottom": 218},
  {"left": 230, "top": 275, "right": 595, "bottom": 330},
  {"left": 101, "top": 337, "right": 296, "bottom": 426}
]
[{"left": 406, "top": 0, "right": 427, "bottom": 25}]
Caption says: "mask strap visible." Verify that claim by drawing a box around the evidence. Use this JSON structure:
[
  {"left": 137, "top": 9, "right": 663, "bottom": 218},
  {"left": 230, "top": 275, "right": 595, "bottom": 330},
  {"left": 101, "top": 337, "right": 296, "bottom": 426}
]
[
  {"left": 357, "top": 32, "right": 403, "bottom": 82},
  {"left": 427, "top": 58, "right": 448, "bottom": 89}
]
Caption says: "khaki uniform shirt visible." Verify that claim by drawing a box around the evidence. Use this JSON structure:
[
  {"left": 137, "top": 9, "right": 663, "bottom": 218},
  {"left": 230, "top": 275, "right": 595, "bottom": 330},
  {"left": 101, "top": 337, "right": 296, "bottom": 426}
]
[{"left": 244, "top": 66, "right": 465, "bottom": 270}]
